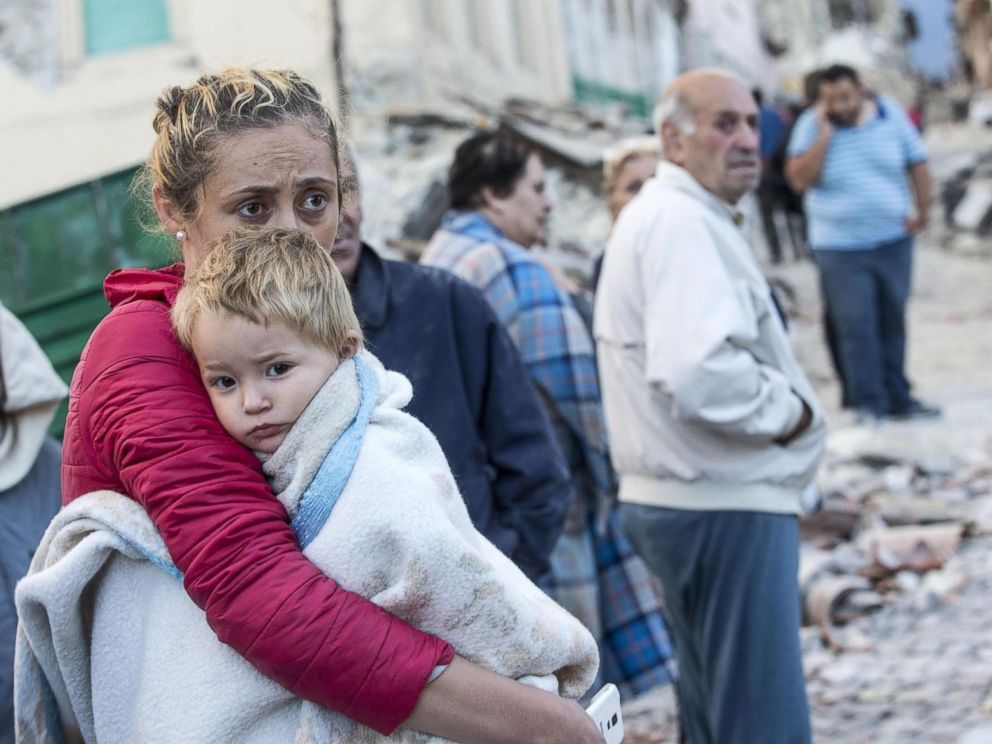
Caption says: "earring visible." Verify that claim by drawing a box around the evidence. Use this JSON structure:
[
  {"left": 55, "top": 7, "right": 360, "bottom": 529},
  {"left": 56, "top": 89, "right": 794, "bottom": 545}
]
[{"left": 175, "top": 230, "right": 187, "bottom": 241}]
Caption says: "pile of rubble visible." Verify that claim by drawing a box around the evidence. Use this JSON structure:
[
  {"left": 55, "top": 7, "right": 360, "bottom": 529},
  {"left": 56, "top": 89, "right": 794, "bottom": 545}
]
[
  {"left": 940, "top": 146, "right": 992, "bottom": 256},
  {"left": 801, "top": 448, "right": 992, "bottom": 652},
  {"left": 350, "top": 97, "right": 638, "bottom": 272},
  {"left": 932, "top": 107, "right": 992, "bottom": 257}
]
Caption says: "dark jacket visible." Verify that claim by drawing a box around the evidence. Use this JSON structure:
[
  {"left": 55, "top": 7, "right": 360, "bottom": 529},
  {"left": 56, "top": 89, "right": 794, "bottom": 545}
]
[
  {"left": 352, "top": 245, "right": 572, "bottom": 579},
  {"left": 61, "top": 265, "right": 453, "bottom": 735}
]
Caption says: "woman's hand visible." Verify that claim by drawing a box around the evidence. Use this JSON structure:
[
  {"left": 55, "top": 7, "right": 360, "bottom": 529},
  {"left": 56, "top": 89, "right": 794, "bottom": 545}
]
[
  {"left": 546, "top": 698, "right": 609, "bottom": 744},
  {"left": 405, "top": 656, "right": 605, "bottom": 743}
]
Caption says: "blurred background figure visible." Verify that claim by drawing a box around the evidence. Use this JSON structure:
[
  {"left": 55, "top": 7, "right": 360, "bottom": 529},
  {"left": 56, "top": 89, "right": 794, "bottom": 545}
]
[
  {"left": 422, "top": 130, "right": 676, "bottom": 701},
  {"left": 755, "top": 88, "right": 788, "bottom": 164},
  {"left": 753, "top": 87, "right": 807, "bottom": 264},
  {"left": 592, "top": 136, "right": 661, "bottom": 292},
  {"left": 0, "top": 301, "right": 66, "bottom": 744},
  {"left": 799, "top": 67, "right": 851, "bottom": 407},
  {"left": 786, "top": 64, "right": 939, "bottom": 423}
]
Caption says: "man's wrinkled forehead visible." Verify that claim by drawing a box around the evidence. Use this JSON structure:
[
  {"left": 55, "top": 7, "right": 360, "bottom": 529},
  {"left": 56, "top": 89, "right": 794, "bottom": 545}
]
[{"left": 689, "top": 81, "right": 757, "bottom": 121}]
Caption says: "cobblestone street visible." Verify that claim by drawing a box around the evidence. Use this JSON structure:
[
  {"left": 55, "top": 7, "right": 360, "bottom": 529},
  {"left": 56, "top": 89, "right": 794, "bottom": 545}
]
[{"left": 624, "top": 533, "right": 992, "bottom": 743}]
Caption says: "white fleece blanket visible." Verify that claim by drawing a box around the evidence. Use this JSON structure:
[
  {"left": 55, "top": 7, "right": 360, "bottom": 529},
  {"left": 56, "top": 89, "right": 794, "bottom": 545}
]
[{"left": 15, "top": 352, "right": 598, "bottom": 743}]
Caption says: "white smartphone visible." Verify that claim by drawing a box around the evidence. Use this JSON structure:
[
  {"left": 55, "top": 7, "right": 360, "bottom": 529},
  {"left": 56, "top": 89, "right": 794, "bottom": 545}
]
[{"left": 585, "top": 683, "right": 624, "bottom": 743}]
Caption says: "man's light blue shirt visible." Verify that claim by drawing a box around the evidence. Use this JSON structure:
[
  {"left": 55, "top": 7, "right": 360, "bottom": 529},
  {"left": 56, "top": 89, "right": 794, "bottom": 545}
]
[{"left": 787, "top": 95, "right": 927, "bottom": 250}]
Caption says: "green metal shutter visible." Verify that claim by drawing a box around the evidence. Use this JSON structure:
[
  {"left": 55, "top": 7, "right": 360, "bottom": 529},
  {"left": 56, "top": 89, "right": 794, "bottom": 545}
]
[{"left": 84, "top": 0, "right": 171, "bottom": 56}]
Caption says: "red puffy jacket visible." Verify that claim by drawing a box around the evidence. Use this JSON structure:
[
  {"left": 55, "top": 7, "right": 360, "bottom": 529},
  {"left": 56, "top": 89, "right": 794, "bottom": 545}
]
[{"left": 62, "top": 265, "right": 454, "bottom": 734}]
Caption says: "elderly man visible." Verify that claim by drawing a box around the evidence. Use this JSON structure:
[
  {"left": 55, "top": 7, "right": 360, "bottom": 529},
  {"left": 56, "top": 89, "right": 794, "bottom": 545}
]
[
  {"left": 330, "top": 146, "right": 572, "bottom": 582},
  {"left": 786, "top": 64, "right": 937, "bottom": 423},
  {"left": 595, "top": 69, "right": 826, "bottom": 743}
]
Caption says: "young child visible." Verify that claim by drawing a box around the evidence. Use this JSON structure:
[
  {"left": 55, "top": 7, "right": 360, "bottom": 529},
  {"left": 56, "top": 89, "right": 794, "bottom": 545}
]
[{"left": 168, "top": 226, "right": 598, "bottom": 741}]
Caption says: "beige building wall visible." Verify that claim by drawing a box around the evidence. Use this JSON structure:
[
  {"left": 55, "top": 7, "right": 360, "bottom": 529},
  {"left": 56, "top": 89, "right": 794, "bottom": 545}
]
[
  {"left": 1, "top": 0, "right": 336, "bottom": 209},
  {"left": 340, "top": 0, "right": 573, "bottom": 108},
  {"left": 682, "top": 0, "right": 779, "bottom": 93},
  {"left": 561, "top": 0, "right": 682, "bottom": 119}
]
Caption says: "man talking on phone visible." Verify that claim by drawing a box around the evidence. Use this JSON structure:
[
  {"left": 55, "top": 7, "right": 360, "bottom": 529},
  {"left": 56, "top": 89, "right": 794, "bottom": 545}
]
[{"left": 785, "top": 64, "right": 938, "bottom": 423}]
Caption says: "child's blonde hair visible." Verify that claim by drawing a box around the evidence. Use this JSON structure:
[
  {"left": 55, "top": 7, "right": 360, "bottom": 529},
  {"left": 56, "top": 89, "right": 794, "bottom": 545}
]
[{"left": 172, "top": 226, "right": 362, "bottom": 354}]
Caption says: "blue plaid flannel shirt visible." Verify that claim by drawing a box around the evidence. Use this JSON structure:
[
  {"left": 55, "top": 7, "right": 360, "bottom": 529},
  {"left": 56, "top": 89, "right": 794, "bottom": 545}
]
[{"left": 422, "top": 211, "right": 614, "bottom": 497}]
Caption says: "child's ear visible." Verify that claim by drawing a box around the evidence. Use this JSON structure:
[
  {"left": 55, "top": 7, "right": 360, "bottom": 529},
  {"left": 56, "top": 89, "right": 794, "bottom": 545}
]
[{"left": 339, "top": 331, "right": 361, "bottom": 360}]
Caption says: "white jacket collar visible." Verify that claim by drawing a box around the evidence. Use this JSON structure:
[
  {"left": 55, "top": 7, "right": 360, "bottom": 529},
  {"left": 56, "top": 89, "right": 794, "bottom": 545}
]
[{"left": 654, "top": 161, "right": 745, "bottom": 227}]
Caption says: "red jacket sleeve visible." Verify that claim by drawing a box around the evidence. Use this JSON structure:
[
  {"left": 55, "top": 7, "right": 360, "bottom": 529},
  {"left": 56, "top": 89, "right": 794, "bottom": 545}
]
[{"left": 74, "top": 301, "right": 454, "bottom": 734}]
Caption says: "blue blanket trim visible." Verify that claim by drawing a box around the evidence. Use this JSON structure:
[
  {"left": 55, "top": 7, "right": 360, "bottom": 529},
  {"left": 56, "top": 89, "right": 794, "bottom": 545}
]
[
  {"left": 91, "top": 516, "right": 185, "bottom": 583},
  {"left": 291, "top": 356, "right": 378, "bottom": 549},
  {"left": 119, "top": 534, "right": 184, "bottom": 582}
]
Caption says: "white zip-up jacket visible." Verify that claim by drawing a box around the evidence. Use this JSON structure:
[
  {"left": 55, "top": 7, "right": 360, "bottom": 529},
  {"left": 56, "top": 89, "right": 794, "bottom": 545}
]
[{"left": 593, "top": 162, "right": 826, "bottom": 515}]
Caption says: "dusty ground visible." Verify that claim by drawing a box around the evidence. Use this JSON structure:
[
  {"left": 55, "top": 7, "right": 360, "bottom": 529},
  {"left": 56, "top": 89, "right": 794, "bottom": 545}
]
[{"left": 620, "top": 125, "right": 992, "bottom": 744}]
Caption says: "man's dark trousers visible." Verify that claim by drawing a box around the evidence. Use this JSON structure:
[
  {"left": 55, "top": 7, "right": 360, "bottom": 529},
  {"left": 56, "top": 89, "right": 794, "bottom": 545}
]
[
  {"left": 813, "top": 236, "right": 914, "bottom": 416},
  {"left": 620, "top": 504, "right": 811, "bottom": 744}
]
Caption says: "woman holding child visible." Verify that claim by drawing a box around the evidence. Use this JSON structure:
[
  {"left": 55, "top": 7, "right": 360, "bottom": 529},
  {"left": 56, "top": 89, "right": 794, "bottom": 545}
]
[{"left": 17, "top": 69, "right": 604, "bottom": 743}]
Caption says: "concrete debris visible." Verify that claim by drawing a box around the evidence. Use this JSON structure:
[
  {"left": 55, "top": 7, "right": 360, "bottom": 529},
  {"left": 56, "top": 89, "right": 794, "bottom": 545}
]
[
  {"left": 968, "top": 91, "right": 992, "bottom": 127},
  {"left": 872, "top": 494, "right": 960, "bottom": 527},
  {"left": 857, "top": 523, "right": 964, "bottom": 568},
  {"left": 800, "top": 493, "right": 862, "bottom": 544},
  {"left": 940, "top": 144, "right": 992, "bottom": 253},
  {"left": 385, "top": 104, "right": 481, "bottom": 131},
  {"left": 950, "top": 179, "right": 992, "bottom": 231},
  {"left": 817, "top": 657, "right": 864, "bottom": 687},
  {"left": 501, "top": 115, "right": 606, "bottom": 172},
  {"left": 803, "top": 574, "right": 874, "bottom": 627},
  {"left": 820, "top": 619, "right": 876, "bottom": 654},
  {"left": 959, "top": 724, "right": 992, "bottom": 744},
  {"left": 860, "top": 523, "right": 964, "bottom": 581},
  {"left": 926, "top": 112, "right": 992, "bottom": 257},
  {"left": 800, "top": 445, "right": 992, "bottom": 634},
  {"left": 0, "top": 0, "right": 59, "bottom": 88},
  {"left": 913, "top": 559, "right": 969, "bottom": 610}
]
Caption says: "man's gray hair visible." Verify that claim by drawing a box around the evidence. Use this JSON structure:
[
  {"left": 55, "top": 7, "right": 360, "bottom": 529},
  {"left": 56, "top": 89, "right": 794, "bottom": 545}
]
[
  {"left": 341, "top": 140, "right": 362, "bottom": 194},
  {"left": 653, "top": 88, "right": 696, "bottom": 135}
]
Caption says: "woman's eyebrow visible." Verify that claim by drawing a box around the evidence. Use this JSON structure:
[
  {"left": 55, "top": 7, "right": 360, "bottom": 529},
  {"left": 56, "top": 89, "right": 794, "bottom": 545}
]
[
  {"left": 221, "top": 178, "right": 336, "bottom": 200},
  {"left": 221, "top": 184, "right": 279, "bottom": 200},
  {"left": 296, "top": 176, "right": 337, "bottom": 188}
]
